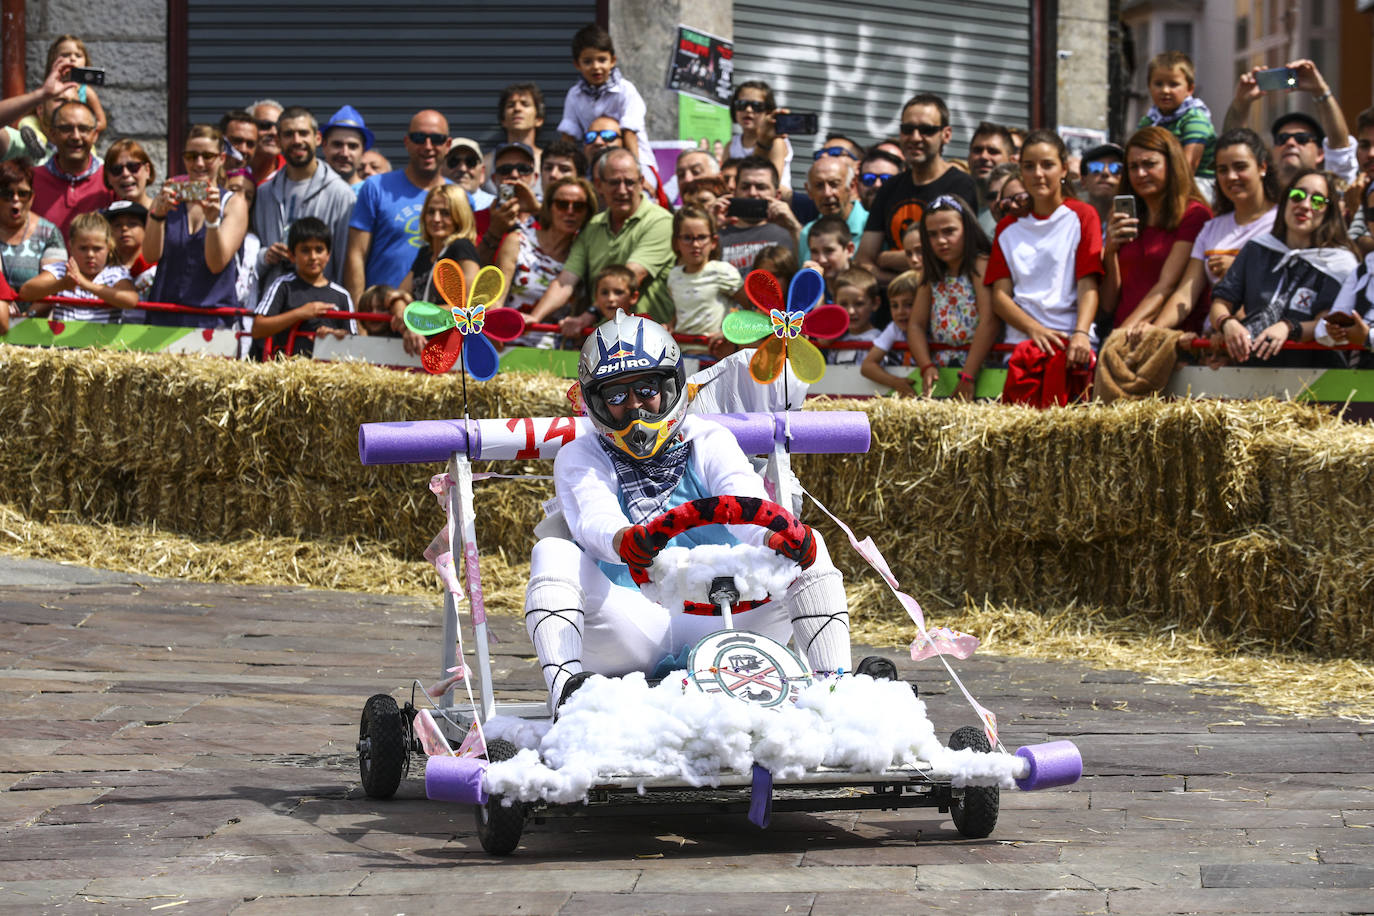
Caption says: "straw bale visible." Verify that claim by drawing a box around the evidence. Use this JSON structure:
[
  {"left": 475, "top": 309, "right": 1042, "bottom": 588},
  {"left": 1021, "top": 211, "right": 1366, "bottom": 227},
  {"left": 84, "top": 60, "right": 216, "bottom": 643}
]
[{"left": 1247, "top": 423, "right": 1374, "bottom": 553}]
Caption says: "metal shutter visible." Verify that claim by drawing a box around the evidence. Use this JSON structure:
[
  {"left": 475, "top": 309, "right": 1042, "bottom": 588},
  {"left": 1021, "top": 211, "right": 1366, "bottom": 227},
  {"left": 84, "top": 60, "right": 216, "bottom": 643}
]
[
  {"left": 732, "top": 0, "right": 1033, "bottom": 188},
  {"left": 186, "top": 0, "right": 597, "bottom": 163}
]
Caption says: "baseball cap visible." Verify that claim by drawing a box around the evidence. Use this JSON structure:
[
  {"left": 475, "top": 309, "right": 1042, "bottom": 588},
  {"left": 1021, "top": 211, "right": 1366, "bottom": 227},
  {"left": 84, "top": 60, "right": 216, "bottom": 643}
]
[
  {"left": 321, "top": 104, "right": 375, "bottom": 151},
  {"left": 1081, "top": 142, "right": 1125, "bottom": 164},
  {"left": 492, "top": 141, "right": 535, "bottom": 162},
  {"left": 101, "top": 199, "right": 148, "bottom": 223},
  {"left": 1271, "top": 112, "right": 1325, "bottom": 145}
]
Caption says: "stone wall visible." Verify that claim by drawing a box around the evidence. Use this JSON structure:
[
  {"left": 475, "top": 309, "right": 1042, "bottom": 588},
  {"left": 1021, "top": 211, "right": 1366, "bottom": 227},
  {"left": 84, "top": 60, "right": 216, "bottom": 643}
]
[
  {"left": 23, "top": 0, "right": 168, "bottom": 178},
  {"left": 1056, "top": 0, "right": 1110, "bottom": 135}
]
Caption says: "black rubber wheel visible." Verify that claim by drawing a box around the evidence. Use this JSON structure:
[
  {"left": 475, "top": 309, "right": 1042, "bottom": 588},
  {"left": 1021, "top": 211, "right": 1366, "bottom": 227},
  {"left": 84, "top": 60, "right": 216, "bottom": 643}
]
[
  {"left": 358, "top": 693, "right": 407, "bottom": 799},
  {"left": 947, "top": 725, "right": 1000, "bottom": 838},
  {"left": 474, "top": 738, "right": 526, "bottom": 855}
]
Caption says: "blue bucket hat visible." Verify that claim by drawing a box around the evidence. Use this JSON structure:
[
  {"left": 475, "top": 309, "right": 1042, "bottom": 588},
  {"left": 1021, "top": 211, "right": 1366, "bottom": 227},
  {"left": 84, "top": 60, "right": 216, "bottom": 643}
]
[{"left": 322, "top": 104, "right": 375, "bottom": 151}]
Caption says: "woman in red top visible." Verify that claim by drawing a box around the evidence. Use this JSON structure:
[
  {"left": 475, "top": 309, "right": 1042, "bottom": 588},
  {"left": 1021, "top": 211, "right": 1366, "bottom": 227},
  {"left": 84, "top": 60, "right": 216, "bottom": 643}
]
[{"left": 1101, "top": 126, "right": 1211, "bottom": 331}]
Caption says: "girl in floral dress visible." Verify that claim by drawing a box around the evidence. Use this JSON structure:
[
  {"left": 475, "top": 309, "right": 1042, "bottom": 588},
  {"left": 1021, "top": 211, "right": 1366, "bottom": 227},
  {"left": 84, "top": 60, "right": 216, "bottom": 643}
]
[{"left": 906, "top": 194, "right": 998, "bottom": 400}]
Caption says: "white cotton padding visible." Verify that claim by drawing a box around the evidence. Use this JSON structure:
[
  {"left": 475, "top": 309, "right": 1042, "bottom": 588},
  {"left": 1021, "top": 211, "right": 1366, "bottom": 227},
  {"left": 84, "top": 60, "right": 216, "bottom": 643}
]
[
  {"left": 480, "top": 672, "right": 1024, "bottom": 804},
  {"left": 639, "top": 543, "right": 798, "bottom": 608}
]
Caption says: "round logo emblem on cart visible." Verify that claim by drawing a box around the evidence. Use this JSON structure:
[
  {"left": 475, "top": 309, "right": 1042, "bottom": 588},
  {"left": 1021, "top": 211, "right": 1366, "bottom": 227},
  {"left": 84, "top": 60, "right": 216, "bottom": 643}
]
[{"left": 688, "top": 631, "right": 813, "bottom": 708}]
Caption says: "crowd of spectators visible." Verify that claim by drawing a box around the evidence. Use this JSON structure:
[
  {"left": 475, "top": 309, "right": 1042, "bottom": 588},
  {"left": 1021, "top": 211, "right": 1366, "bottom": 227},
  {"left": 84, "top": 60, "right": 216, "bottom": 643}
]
[{"left": 3, "top": 26, "right": 1374, "bottom": 396}]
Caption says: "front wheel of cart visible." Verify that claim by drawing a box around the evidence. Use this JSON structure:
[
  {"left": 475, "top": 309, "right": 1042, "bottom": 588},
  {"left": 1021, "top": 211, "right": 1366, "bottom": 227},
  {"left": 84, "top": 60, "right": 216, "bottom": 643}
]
[
  {"left": 358, "top": 693, "right": 408, "bottom": 799},
  {"left": 948, "top": 725, "right": 1000, "bottom": 838},
  {"left": 474, "top": 738, "right": 526, "bottom": 855}
]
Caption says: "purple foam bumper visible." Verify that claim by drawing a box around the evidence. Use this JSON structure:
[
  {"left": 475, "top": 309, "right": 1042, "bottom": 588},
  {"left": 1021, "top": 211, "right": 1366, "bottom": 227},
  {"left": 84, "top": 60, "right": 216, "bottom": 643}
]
[
  {"left": 1014, "top": 740, "right": 1083, "bottom": 791},
  {"left": 358, "top": 411, "right": 871, "bottom": 465},
  {"left": 425, "top": 755, "right": 488, "bottom": 804}
]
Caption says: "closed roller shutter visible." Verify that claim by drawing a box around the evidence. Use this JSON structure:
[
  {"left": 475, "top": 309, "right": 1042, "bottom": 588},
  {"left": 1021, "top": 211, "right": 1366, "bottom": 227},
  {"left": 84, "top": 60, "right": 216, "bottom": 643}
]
[
  {"left": 733, "top": 0, "right": 1033, "bottom": 188},
  {"left": 186, "top": 0, "right": 597, "bottom": 163}
]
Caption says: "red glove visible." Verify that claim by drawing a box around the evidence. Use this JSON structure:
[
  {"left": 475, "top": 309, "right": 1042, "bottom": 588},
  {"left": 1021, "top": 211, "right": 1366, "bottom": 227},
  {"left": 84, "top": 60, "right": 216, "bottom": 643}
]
[
  {"left": 617, "top": 524, "right": 656, "bottom": 569},
  {"left": 767, "top": 524, "right": 817, "bottom": 568}
]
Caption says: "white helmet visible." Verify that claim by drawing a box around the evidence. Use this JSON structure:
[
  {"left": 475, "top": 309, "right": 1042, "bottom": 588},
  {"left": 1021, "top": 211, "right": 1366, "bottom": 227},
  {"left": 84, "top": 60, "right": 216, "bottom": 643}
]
[{"left": 577, "top": 311, "right": 687, "bottom": 460}]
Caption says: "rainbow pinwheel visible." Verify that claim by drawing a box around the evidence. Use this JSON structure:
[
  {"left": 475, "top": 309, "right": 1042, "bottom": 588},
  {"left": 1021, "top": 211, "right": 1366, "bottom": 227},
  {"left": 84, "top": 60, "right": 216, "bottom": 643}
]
[
  {"left": 720, "top": 267, "right": 849, "bottom": 384},
  {"left": 403, "top": 260, "right": 523, "bottom": 379}
]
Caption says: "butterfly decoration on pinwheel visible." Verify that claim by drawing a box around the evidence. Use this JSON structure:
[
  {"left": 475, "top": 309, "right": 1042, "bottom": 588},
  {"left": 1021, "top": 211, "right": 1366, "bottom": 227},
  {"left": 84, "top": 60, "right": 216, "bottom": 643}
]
[
  {"left": 720, "top": 267, "right": 849, "bottom": 384},
  {"left": 402, "top": 260, "right": 524, "bottom": 379}
]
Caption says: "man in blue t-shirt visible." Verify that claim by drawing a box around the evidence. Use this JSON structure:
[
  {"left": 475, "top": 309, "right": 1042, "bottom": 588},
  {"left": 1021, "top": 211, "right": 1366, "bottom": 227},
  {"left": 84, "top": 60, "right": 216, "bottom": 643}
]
[{"left": 344, "top": 109, "right": 451, "bottom": 304}]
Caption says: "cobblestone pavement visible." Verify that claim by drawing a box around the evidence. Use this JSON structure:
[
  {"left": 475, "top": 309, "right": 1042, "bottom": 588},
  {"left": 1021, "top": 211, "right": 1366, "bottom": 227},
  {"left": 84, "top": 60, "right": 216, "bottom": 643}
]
[{"left": 1, "top": 558, "right": 1370, "bottom": 914}]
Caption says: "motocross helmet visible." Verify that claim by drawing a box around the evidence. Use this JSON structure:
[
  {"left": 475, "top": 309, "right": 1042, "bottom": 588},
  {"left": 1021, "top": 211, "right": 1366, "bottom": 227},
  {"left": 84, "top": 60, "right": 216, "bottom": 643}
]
[{"left": 578, "top": 311, "right": 687, "bottom": 460}]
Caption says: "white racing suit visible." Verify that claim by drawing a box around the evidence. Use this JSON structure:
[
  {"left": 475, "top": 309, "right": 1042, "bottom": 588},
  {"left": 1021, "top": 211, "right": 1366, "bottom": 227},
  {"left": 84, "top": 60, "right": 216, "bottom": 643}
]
[{"left": 525, "top": 415, "right": 850, "bottom": 709}]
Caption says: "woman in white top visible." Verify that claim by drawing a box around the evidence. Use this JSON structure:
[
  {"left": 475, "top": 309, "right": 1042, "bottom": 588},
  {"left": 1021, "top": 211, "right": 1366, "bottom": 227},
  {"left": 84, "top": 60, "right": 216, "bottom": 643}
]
[{"left": 1149, "top": 128, "right": 1278, "bottom": 335}]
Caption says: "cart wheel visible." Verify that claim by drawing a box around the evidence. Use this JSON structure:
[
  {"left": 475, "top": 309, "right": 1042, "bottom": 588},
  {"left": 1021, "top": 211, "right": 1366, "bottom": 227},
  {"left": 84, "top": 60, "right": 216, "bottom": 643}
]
[
  {"left": 474, "top": 738, "right": 526, "bottom": 855},
  {"left": 358, "top": 693, "right": 408, "bottom": 799},
  {"left": 947, "top": 725, "right": 1000, "bottom": 839}
]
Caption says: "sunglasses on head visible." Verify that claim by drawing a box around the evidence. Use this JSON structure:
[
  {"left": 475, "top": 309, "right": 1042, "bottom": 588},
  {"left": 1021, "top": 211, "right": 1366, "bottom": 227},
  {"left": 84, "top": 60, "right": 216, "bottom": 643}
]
[
  {"left": 813, "top": 146, "right": 860, "bottom": 161},
  {"left": 105, "top": 161, "right": 146, "bottom": 175},
  {"left": 1287, "top": 187, "right": 1329, "bottom": 210},
  {"left": 733, "top": 99, "right": 771, "bottom": 113},
  {"left": 408, "top": 131, "right": 447, "bottom": 147},
  {"left": 584, "top": 128, "right": 621, "bottom": 144},
  {"left": 494, "top": 161, "right": 534, "bottom": 177},
  {"left": 255, "top": 119, "right": 277, "bottom": 132},
  {"left": 860, "top": 172, "right": 893, "bottom": 187},
  {"left": 900, "top": 121, "right": 944, "bottom": 137},
  {"left": 1085, "top": 160, "right": 1123, "bottom": 175},
  {"left": 602, "top": 379, "right": 661, "bottom": 406},
  {"left": 1275, "top": 131, "right": 1317, "bottom": 147},
  {"left": 446, "top": 151, "right": 480, "bottom": 170}
]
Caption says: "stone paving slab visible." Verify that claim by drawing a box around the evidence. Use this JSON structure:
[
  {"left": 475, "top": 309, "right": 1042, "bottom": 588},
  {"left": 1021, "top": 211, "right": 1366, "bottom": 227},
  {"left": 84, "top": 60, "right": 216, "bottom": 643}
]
[{"left": 0, "top": 559, "right": 1371, "bottom": 914}]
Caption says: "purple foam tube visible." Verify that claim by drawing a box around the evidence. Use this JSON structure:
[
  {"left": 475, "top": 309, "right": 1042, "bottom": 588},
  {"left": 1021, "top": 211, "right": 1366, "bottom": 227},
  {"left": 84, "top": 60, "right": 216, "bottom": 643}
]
[
  {"left": 1014, "top": 740, "right": 1083, "bottom": 791},
  {"left": 424, "top": 755, "right": 489, "bottom": 805},
  {"left": 358, "top": 411, "right": 872, "bottom": 465}
]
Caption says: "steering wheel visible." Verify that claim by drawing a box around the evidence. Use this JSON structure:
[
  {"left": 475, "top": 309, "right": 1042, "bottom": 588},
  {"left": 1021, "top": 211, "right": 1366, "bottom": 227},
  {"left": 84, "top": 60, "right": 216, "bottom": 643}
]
[{"left": 625, "top": 496, "right": 810, "bottom": 587}]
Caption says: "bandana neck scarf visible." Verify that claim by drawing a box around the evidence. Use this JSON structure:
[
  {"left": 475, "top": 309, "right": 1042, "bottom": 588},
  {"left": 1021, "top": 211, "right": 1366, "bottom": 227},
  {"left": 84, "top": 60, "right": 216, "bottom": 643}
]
[
  {"left": 1143, "top": 95, "right": 1210, "bottom": 129},
  {"left": 576, "top": 67, "right": 623, "bottom": 103},
  {"left": 598, "top": 433, "right": 689, "bottom": 526},
  {"left": 45, "top": 154, "right": 102, "bottom": 184}
]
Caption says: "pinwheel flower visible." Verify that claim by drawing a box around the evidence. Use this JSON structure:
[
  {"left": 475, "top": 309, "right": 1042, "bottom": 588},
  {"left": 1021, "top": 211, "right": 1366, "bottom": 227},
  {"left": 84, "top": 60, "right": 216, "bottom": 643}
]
[
  {"left": 720, "top": 267, "right": 849, "bottom": 384},
  {"left": 402, "top": 260, "right": 524, "bottom": 379}
]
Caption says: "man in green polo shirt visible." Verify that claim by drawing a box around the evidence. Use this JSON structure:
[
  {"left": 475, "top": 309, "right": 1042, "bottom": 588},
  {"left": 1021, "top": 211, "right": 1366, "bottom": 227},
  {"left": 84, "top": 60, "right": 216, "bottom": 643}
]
[{"left": 526, "top": 147, "right": 675, "bottom": 330}]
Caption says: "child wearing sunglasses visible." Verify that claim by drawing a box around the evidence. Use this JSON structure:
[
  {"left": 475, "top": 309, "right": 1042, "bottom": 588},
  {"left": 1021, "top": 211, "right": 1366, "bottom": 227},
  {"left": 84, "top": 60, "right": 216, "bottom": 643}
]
[
  {"left": 1209, "top": 168, "right": 1356, "bottom": 368},
  {"left": 558, "top": 24, "right": 657, "bottom": 192},
  {"left": 727, "top": 80, "right": 793, "bottom": 190}
]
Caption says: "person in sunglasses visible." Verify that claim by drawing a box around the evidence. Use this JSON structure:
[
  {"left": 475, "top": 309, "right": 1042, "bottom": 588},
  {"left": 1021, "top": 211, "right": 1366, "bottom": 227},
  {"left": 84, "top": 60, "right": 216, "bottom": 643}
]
[
  {"left": 246, "top": 100, "right": 285, "bottom": 186},
  {"left": 857, "top": 93, "right": 978, "bottom": 288},
  {"left": 101, "top": 139, "right": 156, "bottom": 210},
  {"left": 1208, "top": 169, "right": 1356, "bottom": 368},
  {"left": 345, "top": 109, "right": 453, "bottom": 305},
  {"left": 251, "top": 106, "right": 356, "bottom": 290},
  {"left": 143, "top": 123, "right": 249, "bottom": 328},
  {"left": 726, "top": 80, "right": 793, "bottom": 193},
  {"left": 495, "top": 176, "right": 596, "bottom": 347},
  {"left": 523, "top": 311, "right": 851, "bottom": 713},
  {"left": 1223, "top": 59, "right": 1356, "bottom": 188},
  {"left": 1076, "top": 143, "right": 1124, "bottom": 235},
  {"left": 30, "top": 99, "right": 112, "bottom": 237},
  {"left": 856, "top": 148, "right": 902, "bottom": 213}
]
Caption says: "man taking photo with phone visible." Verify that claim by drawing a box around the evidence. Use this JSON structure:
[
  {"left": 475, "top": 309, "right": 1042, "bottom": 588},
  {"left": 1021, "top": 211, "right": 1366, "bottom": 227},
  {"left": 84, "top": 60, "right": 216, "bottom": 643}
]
[
  {"left": 1223, "top": 59, "right": 1356, "bottom": 187},
  {"left": 714, "top": 156, "right": 800, "bottom": 272}
]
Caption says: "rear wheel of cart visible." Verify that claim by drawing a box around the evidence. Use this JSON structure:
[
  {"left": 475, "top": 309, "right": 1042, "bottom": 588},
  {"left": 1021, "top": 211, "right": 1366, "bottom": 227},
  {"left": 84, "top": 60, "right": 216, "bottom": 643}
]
[
  {"left": 358, "top": 693, "right": 408, "bottom": 799},
  {"left": 947, "top": 725, "right": 1000, "bottom": 838},
  {"left": 474, "top": 738, "right": 526, "bottom": 855}
]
